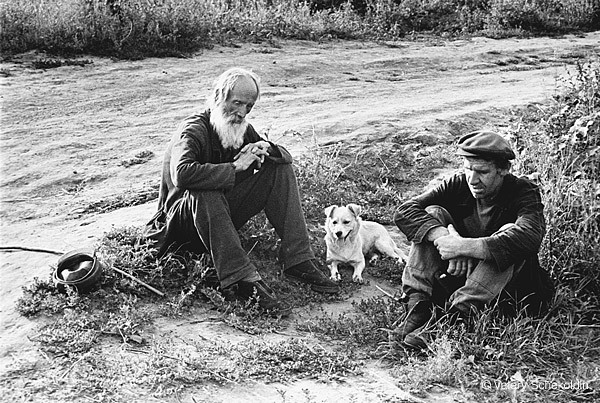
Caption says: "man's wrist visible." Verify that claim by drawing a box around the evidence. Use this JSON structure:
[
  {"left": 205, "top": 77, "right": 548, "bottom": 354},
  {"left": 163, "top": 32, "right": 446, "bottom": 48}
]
[
  {"left": 426, "top": 226, "right": 449, "bottom": 242},
  {"left": 465, "top": 238, "right": 488, "bottom": 260}
]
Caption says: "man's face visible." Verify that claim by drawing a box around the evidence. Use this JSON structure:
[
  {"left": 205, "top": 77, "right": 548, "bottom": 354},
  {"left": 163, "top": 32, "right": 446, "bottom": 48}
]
[
  {"left": 221, "top": 76, "right": 258, "bottom": 125},
  {"left": 463, "top": 157, "right": 508, "bottom": 201}
]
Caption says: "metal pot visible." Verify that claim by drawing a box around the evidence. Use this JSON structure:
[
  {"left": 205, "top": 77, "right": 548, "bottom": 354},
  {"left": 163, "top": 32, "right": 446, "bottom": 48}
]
[{"left": 53, "top": 247, "right": 103, "bottom": 293}]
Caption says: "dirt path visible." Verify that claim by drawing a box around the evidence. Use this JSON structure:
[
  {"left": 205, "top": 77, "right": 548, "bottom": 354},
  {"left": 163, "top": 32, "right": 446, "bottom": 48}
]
[{"left": 1, "top": 31, "right": 599, "bottom": 402}]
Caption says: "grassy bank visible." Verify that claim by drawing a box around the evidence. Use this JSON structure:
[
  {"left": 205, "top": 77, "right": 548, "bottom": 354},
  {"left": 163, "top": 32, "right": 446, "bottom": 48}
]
[{"left": 1, "top": 0, "right": 599, "bottom": 58}]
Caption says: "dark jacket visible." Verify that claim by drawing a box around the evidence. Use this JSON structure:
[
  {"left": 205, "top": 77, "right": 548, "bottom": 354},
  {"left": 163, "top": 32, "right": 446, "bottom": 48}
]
[
  {"left": 157, "top": 110, "right": 292, "bottom": 215},
  {"left": 394, "top": 172, "right": 554, "bottom": 315},
  {"left": 145, "top": 110, "right": 292, "bottom": 256}
]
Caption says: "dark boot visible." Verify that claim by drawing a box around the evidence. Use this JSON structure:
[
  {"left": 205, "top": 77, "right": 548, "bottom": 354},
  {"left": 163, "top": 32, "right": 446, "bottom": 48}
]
[
  {"left": 403, "top": 305, "right": 470, "bottom": 351},
  {"left": 284, "top": 260, "right": 340, "bottom": 294},
  {"left": 390, "top": 293, "right": 432, "bottom": 343},
  {"left": 402, "top": 324, "right": 432, "bottom": 351}
]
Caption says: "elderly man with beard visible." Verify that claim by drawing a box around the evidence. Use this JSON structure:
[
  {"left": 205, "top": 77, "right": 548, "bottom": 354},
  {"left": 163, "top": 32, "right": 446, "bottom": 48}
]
[
  {"left": 144, "top": 67, "right": 339, "bottom": 316},
  {"left": 391, "top": 131, "right": 554, "bottom": 350}
]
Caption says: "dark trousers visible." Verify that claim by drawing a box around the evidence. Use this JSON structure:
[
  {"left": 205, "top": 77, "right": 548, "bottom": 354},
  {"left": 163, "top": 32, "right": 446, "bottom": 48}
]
[
  {"left": 402, "top": 205, "right": 522, "bottom": 313},
  {"left": 165, "top": 162, "right": 314, "bottom": 288}
]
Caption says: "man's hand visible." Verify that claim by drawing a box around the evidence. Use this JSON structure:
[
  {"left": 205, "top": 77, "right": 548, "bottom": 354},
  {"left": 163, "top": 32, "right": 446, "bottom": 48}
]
[
  {"left": 232, "top": 141, "right": 271, "bottom": 171},
  {"left": 447, "top": 257, "right": 476, "bottom": 277},
  {"left": 434, "top": 225, "right": 471, "bottom": 277},
  {"left": 434, "top": 224, "right": 485, "bottom": 276},
  {"left": 433, "top": 224, "right": 465, "bottom": 260}
]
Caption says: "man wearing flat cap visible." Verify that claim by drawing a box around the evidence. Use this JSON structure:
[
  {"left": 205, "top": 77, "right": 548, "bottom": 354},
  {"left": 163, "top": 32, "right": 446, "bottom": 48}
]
[{"left": 392, "top": 130, "right": 554, "bottom": 350}]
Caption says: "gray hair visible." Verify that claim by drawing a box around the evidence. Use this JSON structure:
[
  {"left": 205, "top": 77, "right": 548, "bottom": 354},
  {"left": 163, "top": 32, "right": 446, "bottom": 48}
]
[{"left": 207, "top": 67, "right": 260, "bottom": 109}]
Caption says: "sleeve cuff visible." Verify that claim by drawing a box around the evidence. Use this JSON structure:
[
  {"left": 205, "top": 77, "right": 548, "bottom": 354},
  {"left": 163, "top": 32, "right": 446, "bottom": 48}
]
[
  {"left": 413, "top": 221, "right": 444, "bottom": 244},
  {"left": 483, "top": 237, "right": 511, "bottom": 271}
]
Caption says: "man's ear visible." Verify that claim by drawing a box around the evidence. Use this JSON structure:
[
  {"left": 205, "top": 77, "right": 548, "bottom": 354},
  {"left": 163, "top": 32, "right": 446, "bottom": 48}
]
[
  {"left": 499, "top": 161, "right": 511, "bottom": 177},
  {"left": 324, "top": 205, "right": 337, "bottom": 218},
  {"left": 347, "top": 203, "right": 361, "bottom": 217}
]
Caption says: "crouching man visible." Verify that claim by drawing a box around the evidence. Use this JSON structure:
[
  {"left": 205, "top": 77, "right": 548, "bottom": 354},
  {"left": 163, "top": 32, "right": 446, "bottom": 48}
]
[
  {"left": 144, "top": 67, "right": 339, "bottom": 316},
  {"left": 392, "top": 130, "right": 554, "bottom": 349}
]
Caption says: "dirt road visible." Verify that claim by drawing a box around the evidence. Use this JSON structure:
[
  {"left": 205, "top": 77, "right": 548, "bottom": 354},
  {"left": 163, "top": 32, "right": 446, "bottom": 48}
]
[{"left": 1, "top": 31, "right": 599, "bottom": 402}]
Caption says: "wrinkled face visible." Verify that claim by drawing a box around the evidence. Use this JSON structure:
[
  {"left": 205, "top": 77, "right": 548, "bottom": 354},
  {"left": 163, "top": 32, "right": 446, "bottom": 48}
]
[
  {"left": 211, "top": 76, "right": 258, "bottom": 149},
  {"left": 463, "top": 157, "right": 508, "bottom": 201},
  {"left": 221, "top": 76, "right": 258, "bottom": 125},
  {"left": 326, "top": 206, "right": 359, "bottom": 240}
]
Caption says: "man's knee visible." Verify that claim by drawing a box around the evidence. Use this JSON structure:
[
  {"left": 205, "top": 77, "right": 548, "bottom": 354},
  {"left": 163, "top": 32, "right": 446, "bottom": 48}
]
[
  {"left": 425, "top": 205, "right": 454, "bottom": 226},
  {"left": 186, "top": 189, "right": 226, "bottom": 203},
  {"left": 497, "top": 223, "right": 516, "bottom": 233},
  {"left": 182, "top": 189, "right": 231, "bottom": 215},
  {"left": 265, "top": 160, "right": 295, "bottom": 177}
]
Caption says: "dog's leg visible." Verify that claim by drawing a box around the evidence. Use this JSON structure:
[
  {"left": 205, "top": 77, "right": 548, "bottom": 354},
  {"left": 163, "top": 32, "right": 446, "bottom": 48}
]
[
  {"left": 376, "top": 239, "right": 408, "bottom": 264},
  {"left": 395, "top": 247, "right": 408, "bottom": 263},
  {"left": 352, "top": 260, "right": 366, "bottom": 283},
  {"left": 392, "top": 243, "right": 409, "bottom": 263},
  {"left": 329, "top": 261, "right": 341, "bottom": 282}
]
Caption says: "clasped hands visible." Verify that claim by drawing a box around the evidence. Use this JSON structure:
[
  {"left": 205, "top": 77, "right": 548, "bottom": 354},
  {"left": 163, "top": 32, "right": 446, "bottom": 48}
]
[
  {"left": 433, "top": 224, "right": 476, "bottom": 278},
  {"left": 232, "top": 141, "right": 271, "bottom": 172}
]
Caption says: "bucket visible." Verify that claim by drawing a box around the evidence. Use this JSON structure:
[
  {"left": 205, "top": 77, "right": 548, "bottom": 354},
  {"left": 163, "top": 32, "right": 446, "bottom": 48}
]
[{"left": 53, "top": 247, "right": 103, "bottom": 293}]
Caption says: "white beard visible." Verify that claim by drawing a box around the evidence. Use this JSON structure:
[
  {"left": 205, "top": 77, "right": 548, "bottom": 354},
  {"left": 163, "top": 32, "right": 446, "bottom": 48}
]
[{"left": 210, "top": 106, "right": 248, "bottom": 149}]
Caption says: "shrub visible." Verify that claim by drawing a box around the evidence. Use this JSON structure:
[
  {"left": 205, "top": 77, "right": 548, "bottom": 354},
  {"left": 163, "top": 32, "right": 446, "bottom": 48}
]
[
  {"left": 2, "top": 0, "right": 599, "bottom": 58},
  {"left": 512, "top": 60, "right": 600, "bottom": 322},
  {"left": 485, "top": 0, "right": 600, "bottom": 36}
]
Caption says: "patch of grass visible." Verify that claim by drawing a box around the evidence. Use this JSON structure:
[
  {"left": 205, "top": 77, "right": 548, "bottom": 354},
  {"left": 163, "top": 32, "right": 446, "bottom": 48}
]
[
  {"left": 16, "top": 276, "right": 81, "bottom": 317},
  {"left": 0, "top": 335, "right": 362, "bottom": 401},
  {"left": 511, "top": 59, "right": 600, "bottom": 323},
  {"left": 30, "top": 57, "right": 93, "bottom": 69},
  {"left": 295, "top": 139, "right": 419, "bottom": 225},
  {"left": 232, "top": 338, "right": 362, "bottom": 383},
  {"left": 298, "top": 296, "right": 406, "bottom": 357},
  {"left": 2, "top": 0, "right": 599, "bottom": 59},
  {"left": 79, "top": 185, "right": 159, "bottom": 214}
]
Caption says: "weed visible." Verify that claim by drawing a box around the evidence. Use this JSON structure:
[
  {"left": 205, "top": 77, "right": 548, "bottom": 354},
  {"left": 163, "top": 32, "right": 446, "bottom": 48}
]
[
  {"left": 511, "top": 59, "right": 600, "bottom": 323},
  {"left": 2, "top": 0, "right": 599, "bottom": 58},
  {"left": 232, "top": 338, "right": 362, "bottom": 383},
  {"left": 298, "top": 296, "right": 405, "bottom": 356},
  {"left": 80, "top": 185, "right": 159, "bottom": 214},
  {"left": 16, "top": 276, "right": 81, "bottom": 317}
]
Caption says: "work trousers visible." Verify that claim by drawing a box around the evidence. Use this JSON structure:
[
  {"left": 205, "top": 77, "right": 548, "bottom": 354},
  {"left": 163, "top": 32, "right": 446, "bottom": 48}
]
[
  {"left": 402, "top": 205, "right": 522, "bottom": 313},
  {"left": 165, "top": 162, "right": 314, "bottom": 288}
]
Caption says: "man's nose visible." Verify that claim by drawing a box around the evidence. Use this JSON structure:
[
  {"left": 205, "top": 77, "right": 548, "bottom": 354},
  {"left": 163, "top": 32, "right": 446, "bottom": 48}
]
[
  {"left": 233, "top": 108, "right": 245, "bottom": 120},
  {"left": 236, "top": 104, "right": 252, "bottom": 118}
]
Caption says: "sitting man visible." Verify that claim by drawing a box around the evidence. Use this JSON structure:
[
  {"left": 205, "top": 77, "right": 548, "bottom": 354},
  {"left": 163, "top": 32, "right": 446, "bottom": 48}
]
[
  {"left": 393, "top": 130, "right": 554, "bottom": 349},
  {"left": 144, "top": 67, "right": 339, "bottom": 315}
]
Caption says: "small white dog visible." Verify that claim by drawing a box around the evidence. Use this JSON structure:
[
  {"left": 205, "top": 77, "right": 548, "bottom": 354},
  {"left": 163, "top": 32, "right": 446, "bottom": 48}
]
[{"left": 324, "top": 204, "right": 408, "bottom": 283}]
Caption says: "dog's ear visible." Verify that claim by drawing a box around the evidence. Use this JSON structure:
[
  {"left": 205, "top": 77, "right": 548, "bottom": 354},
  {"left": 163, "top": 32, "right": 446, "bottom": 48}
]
[
  {"left": 347, "top": 203, "right": 362, "bottom": 217},
  {"left": 324, "top": 205, "right": 337, "bottom": 218}
]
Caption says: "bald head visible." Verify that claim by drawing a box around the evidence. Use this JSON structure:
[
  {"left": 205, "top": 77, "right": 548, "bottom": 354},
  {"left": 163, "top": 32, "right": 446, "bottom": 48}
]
[{"left": 209, "top": 67, "right": 260, "bottom": 110}]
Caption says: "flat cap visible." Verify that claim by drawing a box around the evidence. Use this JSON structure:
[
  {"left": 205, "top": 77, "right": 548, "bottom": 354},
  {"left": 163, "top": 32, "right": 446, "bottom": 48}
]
[{"left": 457, "top": 130, "right": 515, "bottom": 160}]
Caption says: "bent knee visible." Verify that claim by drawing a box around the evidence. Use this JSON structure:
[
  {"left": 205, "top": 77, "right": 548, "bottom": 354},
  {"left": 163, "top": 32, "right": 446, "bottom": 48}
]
[
  {"left": 425, "top": 205, "right": 453, "bottom": 225},
  {"left": 497, "top": 223, "right": 517, "bottom": 233},
  {"left": 184, "top": 189, "right": 227, "bottom": 205}
]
